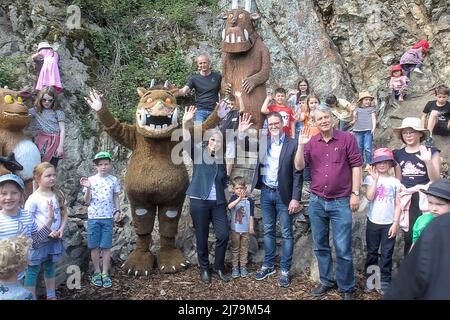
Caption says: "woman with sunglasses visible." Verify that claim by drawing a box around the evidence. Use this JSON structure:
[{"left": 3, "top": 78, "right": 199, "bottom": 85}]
[{"left": 29, "top": 86, "right": 66, "bottom": 167}]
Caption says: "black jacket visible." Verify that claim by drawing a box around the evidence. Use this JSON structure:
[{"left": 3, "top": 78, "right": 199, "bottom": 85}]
[
  {"left": 251, "top": 136, "right": 303, "bottom": 206},
  {"left": 384, "top": 212, "right": 450, "bottom": 300}
]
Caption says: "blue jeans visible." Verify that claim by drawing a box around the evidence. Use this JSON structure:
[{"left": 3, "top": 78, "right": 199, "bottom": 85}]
[
  {"left": 308, "top": 193, "right": 355, "bottom": 292},
  {"left": 260, "top": 188, "right": 294, "bottom": 273},
  {"left": 401, "top": 63, "right": 422, "bottom": 78},
  {"left": 194, "top": 109, "right": 213, "bottom": 124},
  {"left": 87, "top": 218, "right": 113, "bottom": 249},
  {"left": 339, "top": 120, "right": 350, "bottom": 131},
  {"left": 354, "top": 130, "right": 373, "bottom": 164}
]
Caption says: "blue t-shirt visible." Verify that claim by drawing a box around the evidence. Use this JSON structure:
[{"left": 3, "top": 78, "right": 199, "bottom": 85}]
[{"left": 228, "top": 195, "right": 254, "bottom": 233}]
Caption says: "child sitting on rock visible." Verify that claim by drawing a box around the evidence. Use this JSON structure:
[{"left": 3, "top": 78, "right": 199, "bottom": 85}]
[{"left": 389, "top": 65, "right": 409, "bottom": 102}]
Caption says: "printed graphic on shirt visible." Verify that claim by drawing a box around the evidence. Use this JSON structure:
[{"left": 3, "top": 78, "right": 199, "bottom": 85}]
[
  {"left": 401, "top": 160, "right": 426, "bottom": 177},
  {"left": 229, "top": 197, "right": 253, "bottom": 233}
]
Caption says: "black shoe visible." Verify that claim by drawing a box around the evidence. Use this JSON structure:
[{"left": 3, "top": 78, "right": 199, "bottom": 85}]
[
  {"left": 213, "top": 269, "right": 228, "bottom": 283},
  {"left": 311, "top": 284, "right": 335, "bottom": 297},
  {"left": 342, "top": 291, "right": 355, "bottom": 300},
  {"left": 200, "top": 270, "right": 210, "bottom": 284}
]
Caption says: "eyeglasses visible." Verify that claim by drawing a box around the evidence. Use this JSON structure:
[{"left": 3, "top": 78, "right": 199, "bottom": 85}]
[{"left": 41, "top": 98, "right": 54, "bottom": 103}]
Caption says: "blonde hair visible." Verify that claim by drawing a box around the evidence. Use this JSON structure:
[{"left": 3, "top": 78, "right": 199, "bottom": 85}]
[
  {"left": 0, "top": 236, "right": 31, "bottom": 279},
  {"left": 33, "top": 162, "right": 68, "bottom": 220},
  {"left": 303, "top": 93, "right": 320, "bottom": 114}
]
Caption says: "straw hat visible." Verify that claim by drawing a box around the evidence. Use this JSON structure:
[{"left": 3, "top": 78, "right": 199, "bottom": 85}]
[
  {"left": 357, "top": 91, "right": 374, "bottom": 103},
  {"left": 37, "top": 41, "right": 52, "bottom": 51},
  {"left": 392, "top": 117, "right": 429, "bottom": 142}
]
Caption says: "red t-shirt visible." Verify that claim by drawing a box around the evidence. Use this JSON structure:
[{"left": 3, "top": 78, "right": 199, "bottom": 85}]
[{"left": 268, "top": 105, "right": 295, "bottom": 137}]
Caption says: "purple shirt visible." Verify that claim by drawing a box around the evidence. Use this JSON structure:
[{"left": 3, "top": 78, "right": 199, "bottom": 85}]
[{"left": 304, "top": 130, "right": 362, "bottom": 198}]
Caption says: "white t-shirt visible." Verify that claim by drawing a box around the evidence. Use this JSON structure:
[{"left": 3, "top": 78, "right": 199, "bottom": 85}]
[
  {"left": 363, "top": 175, "right": 401, "bottom": 225},
  {"left": 24, "top": 192, "right": 62, "bottom": 231},
  {"left": 83, "top": 174, "right": 120, "bottom": 219}
]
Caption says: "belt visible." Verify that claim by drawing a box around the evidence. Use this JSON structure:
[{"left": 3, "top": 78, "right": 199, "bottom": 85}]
[
  {"left": 263, "top": 185, "right": 279, "bottom": 192},
  {"left": 314, "top": 194, "right": 349, "bottom": 201}
]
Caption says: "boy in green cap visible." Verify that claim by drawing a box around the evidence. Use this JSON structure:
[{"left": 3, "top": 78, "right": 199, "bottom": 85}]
[{"left": 80, "top": 151, "right": 121, "bottom": 288}]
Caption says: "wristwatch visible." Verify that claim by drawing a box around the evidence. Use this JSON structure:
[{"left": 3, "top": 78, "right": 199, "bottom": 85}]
[{"left": 351, "top": 191, "right": 360, "bottom": 196}]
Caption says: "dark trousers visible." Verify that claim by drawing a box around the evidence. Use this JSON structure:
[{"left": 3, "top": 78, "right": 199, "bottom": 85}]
[
  {"left": 365, "top": 219, "right": 396, "bottom": 283},
  {"left": 403, "top": 192, "right": 421, "bottom": 256},
  {"left": 189, "top": 198, "right": 229, "bottom": 271}
]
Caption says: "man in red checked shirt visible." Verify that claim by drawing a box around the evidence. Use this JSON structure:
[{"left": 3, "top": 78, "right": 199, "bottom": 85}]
[{"left": 261, "top": 88, "right": 295, "bottom": 137}]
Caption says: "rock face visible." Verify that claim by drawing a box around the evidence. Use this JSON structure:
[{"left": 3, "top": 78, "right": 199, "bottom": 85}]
[{"left": 0, "top": 0, "right": 448, "bottom": 288}]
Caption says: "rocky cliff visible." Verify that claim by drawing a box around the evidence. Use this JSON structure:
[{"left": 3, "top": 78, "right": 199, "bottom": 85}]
[{"left": 0, "top": 0, "right": 448, "bottom": 287}]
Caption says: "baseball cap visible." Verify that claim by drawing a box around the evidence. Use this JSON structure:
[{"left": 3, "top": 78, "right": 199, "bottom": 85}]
[
  {"left": 0, "top": 173, "right": 25, "bottom": 190},
  {"left": 93, "top": 151, "right": 112, "bottom": 162}
]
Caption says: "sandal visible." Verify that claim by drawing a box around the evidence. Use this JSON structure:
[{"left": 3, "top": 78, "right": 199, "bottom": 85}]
[
  {"left": 101, "top": 273, "right": 112, "bottom": 288},
  {"left": 91, "top": 273, "right": 102, "bottom": 287}
]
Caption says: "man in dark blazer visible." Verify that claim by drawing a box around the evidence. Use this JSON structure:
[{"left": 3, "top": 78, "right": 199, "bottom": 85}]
[{"left": 239, "top": 112, "right": 303, "bottom": 288}]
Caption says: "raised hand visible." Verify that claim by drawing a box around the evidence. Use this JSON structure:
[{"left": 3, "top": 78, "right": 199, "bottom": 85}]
[
  {"left": 217, "top": 99, "right": 232, "bottom": 118},
  {"left": 183, "top": 105, "right": 196, "bottom": 123},
  {"left": 367, "top": 165, "right": 379, "bottom": 180},
  {"left": 298, "top": 126, "right": 312, "bottom": 145},
  {"left": 238, "top": 113, "right": 253, "bottom": 133},
  {"left": 79, "top": 177, "right": 91, "bottom": 188},
  {"left": 47, "top": 200, "right": 55, "bottom": 224},
  {"left": 416, "top": 145, "right": 432, "bottom": 162},
  {"left": 84, "top": 89, "right": 104, "bottom": 111}
]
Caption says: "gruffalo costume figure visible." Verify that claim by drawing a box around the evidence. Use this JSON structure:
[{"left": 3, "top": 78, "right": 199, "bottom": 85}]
[
  {"left": 218, "top": 0, "right": 270, "bottom": 129},
  {"left": 85, "top": 86, "right": 228, "bottom": 275},
  {"left": 0, "top": 88, "right": 41, "bottom": 196}
]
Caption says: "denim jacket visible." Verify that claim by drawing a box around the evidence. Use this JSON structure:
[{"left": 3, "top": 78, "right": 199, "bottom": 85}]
[{"left": 185, "top": 141, "right": 228, "bottom": 205}]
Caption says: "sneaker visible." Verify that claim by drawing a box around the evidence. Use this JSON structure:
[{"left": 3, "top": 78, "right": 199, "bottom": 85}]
[
  {"left": 413, "top": 68, "right": 424, "bottom": 74},
  {"left": 231, "top": 267, "right": 240, "bottom": 278},
  {"left": 101, "top": 273, "right": 112, "bottom": 288},
  {"left": 278, "top": 271, "right": 291, "bottom": 288},
  {"left": 91, "top": 272, "right": 102, "bottom": 287},
  {"left": 398, "top": 95, "right": 404, "bottom": 102},
  {"left": 254, "top": 266, "right": 276, "bottom": 281},
  {"left": 240, "top": 266, "right": 249, "bottom": 278}
]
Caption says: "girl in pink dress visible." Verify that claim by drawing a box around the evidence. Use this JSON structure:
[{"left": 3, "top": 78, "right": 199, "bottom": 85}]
[{"left": 31, "top": 42, "right": 62, "bottom": 93}]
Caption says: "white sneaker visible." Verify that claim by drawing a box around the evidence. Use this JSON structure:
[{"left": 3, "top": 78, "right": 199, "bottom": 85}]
[{"left": 413, "top": 68, "right": 424, "bottom": 74}]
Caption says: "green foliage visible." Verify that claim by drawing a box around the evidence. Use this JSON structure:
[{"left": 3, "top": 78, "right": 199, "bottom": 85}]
[
  {"left": 156, "top": 49, "right": 194, "bottom": 88},
  {"left": 62, "top": 0, "right": 213, "bottom": 123},
  {"left": 0, "top": 55, "right": 27, "bottom": 89}
]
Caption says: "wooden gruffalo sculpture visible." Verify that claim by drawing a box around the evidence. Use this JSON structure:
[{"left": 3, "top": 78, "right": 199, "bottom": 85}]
[
  {"left": 85, "top": 85, "right": 225, "bottom": 275},
  {"left": 218, "top": 0, "right": 270, "bottom": 129},
  {"left": 0, "top": 88, "right": 41, "bottom": 196}
]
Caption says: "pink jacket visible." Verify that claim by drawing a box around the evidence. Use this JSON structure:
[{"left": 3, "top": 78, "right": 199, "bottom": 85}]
[{"left": 399, "top": 183, "right": 430, "bottom": 232}]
